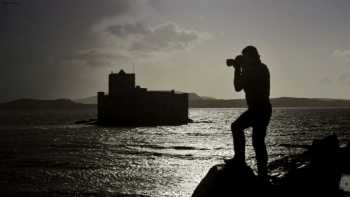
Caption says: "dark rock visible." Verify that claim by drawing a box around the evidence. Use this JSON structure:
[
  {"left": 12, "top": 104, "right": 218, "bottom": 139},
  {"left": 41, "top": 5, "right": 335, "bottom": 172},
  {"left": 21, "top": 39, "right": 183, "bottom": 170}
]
[
  {"left": 279, "top": 134, "right": 342, "bottom": 196},
  {"left": 192, "top": 135, "right": 347, "bottom": 197},
  {"left": 192, "top": 161, "right": 271, "bottom": 197}
]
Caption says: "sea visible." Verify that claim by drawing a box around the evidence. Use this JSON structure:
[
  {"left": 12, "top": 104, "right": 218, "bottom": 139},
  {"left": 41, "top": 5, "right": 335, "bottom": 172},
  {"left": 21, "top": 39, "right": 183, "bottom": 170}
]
[{"left": 0, "top": 108, "right": 350, "bottom": 196}]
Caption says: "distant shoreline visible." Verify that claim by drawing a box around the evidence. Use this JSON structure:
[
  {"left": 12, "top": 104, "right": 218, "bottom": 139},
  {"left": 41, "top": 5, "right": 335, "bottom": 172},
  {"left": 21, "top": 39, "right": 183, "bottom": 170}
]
[{"left": 1, "top": 96, "right": 350, "bottom": 109}]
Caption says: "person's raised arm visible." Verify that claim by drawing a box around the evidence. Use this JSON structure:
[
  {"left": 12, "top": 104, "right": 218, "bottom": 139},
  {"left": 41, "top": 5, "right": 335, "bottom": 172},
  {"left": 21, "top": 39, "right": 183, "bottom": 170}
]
[
  {"left": 234, "top": 66, "right": 244, "bottom": 92},
  {"left": 233, "top": 55, "right": 245, "bottom": 92}
]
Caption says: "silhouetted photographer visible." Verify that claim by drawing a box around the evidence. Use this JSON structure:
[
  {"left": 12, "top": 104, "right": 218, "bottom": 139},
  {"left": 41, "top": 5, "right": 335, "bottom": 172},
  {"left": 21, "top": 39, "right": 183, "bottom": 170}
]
[{"left": 226, "top": 46, "right": 272, "bottom": 180}]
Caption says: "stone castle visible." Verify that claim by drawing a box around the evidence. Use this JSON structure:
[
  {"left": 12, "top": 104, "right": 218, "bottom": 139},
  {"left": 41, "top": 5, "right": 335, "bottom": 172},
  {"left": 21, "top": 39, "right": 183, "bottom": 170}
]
[{"left": 97, "top": 70, "right": 188, "bottom": 125}]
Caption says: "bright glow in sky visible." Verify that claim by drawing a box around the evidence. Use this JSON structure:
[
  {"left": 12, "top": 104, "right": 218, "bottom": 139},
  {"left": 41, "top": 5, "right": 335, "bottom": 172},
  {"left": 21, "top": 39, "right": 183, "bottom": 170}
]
[{"left": 1, "top": 0, "right": 350, "bottom": 101}]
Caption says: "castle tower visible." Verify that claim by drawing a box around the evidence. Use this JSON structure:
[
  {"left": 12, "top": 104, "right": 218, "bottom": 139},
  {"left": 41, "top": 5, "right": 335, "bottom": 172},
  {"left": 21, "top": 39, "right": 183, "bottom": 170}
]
[{"left": 108, "top": 70, "right": 135, "bottom": 96}]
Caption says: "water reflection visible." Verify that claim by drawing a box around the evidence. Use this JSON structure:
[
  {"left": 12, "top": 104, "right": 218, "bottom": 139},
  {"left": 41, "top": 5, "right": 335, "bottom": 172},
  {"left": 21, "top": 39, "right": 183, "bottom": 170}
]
[
  {"left": 340, "top": 174, "right": 350, "bottom": 193},
  {"left": 0, "top": 108, "right": 350, "bottom": 196}
]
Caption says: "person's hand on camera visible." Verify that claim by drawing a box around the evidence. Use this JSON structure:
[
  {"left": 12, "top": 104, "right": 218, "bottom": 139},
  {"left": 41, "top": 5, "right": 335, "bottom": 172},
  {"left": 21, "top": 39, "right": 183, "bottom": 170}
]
[
  {"left": 226, "top": 59, "right": 235, "bottom": 67},
  {"left": 233, "top": 55, "right": 243, "bottom": 69}
]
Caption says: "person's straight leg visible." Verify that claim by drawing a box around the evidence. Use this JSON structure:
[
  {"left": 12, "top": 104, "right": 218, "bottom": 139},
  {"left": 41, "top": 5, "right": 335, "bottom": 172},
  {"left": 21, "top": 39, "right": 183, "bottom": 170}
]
[{"left": 252, "top": 125, "right": 268, "bottom": 178}]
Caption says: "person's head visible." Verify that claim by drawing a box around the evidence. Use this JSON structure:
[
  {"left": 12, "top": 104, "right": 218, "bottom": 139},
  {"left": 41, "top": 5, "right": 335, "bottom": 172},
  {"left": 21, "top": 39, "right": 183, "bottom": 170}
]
[{"left": 242, "top": 45, "right": 260, "bottom": 65}]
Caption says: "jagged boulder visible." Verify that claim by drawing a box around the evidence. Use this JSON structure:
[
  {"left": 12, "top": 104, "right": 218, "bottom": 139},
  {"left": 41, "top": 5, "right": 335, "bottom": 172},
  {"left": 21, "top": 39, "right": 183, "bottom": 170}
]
[
  {"left": 278, "top": 134, "right": 343, "bottom": 197},
  {"left": 192, "top": 135, "right": 347, "bottom": 197},
  {"left": 191, "top": 161, "right": 269, "bottom": 197}
]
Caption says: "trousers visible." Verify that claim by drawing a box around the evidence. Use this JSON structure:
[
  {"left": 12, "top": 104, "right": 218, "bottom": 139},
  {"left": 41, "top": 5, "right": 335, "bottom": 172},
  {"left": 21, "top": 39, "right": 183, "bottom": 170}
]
[{"left": 231, "top": 104, "right": 272, "bottom": 177}]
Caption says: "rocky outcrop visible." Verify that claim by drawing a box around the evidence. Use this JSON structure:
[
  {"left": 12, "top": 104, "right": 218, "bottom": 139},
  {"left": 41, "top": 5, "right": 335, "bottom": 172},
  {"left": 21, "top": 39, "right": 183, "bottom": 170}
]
[
  {"left": 191, "top": 162, "right": 266, "bottom": 197},
  {"left": 192, "top": 135, "right": 349, "bottom": 197}
]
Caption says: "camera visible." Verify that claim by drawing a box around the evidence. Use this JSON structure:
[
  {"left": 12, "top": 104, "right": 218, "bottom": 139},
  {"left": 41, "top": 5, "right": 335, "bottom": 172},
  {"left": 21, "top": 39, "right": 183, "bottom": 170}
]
[
  {"left": 226, "top": 55, "right": 243, "bottom": 67},
  {"left": 226, "top": 59, "right": 235, "bottom": 67}
]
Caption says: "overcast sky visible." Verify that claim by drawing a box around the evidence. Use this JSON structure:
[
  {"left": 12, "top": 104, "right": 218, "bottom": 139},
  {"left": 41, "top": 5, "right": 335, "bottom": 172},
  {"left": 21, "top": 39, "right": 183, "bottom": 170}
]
[{"left": 1, "top": 0, "right": 350, "bottom": 101}]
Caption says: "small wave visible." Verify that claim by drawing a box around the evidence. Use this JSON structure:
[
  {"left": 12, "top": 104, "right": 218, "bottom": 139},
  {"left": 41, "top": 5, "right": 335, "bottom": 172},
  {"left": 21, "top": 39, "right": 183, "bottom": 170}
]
[
  {"left": 172, "top": 146, "right": 209, "bottom": 150},
  {"left": 148, "top": 152, "right": 213, "bottom": 160},
  {"left": 0, "top": 191, "right": 149, "bottom": 197},
  {"left": 126, "top": 150, "right": 216, "bottom": 160},
  {"left": 9, "top": 159, "right": 120, "bottom": 170},
  {"left": 139, "top": 144, "right": 210, "bottom": 151},
  {"left": 185, "top": 133, "right": 214, "bottom": 137},
  {"left": 191, "top": 120, "right": 215, "bottom": 123}
]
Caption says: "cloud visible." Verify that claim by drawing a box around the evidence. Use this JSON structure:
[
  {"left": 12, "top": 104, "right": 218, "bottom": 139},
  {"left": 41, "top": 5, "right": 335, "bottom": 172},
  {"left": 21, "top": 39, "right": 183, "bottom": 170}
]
[
  {"left": 0, "top": 0, "right": 142, "bottom": 100},
  {"left": 332, "top": 49, "right": 350, "bottom": 58},
  {"left": 106, "top": 22, "right": 206, "bottom": 53},
  {"left": 0, "top": 0, "right": 209, "bottom": 101},
  {"left": 338, "top": 72, "right": 350, "bottom": 85},
  {"left": 64, "top": 22, "right": 208, "bottom": 68},
  {"left": 62, "top": 49, "right": 133, "bottom": 67},
  {"left": 0, "top": 0, "right": 140, "bottom": 66},
  {"left": 319, "top": 77, "right": 333, "bottom": 85},
  {"left": 107, "top": 22, "right": 150, "bottom": 38}
]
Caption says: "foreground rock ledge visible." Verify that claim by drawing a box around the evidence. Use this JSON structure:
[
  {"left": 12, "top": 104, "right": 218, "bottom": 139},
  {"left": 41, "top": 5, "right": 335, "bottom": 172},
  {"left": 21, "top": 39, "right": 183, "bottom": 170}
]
[{"left": 192, "top": 135, "right": 350, "bottom": 197}]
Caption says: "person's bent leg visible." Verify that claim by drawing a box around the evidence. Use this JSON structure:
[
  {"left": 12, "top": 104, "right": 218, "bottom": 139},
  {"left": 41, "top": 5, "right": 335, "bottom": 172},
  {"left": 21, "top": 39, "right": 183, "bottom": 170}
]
[
  {"left": 231, "top": 122, "right": 245, "bottom": 162},
  {"left": 230, "top": 111, "right": 251, "bottom": 163},
  {"left": 252, "top": 126, "right": 268, "bottom": 178}
]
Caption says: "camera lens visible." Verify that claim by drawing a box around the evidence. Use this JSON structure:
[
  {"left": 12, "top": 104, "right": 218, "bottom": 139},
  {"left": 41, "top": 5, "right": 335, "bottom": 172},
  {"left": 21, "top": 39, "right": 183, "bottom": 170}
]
[{"left": 226, "top": 59, "right": 234, "bottom": 67}]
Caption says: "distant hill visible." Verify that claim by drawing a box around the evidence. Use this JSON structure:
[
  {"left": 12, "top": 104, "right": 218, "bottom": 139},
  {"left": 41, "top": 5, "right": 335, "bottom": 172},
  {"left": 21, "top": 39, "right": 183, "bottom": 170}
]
[
  {"left": 270, "top": 97, "right": 350, "bottom": 107},
  {"left": 75, "top": 94, "right": 350, "bottom": 108},
  {"left": 188, "top": 93, "right": 216, "bottom": 101},
  {"left": 190, "top": 97, "right": 350, "bottom": 108},
  {"left": 75, "top": 96, "right": 97, "bottom": 104},
  {"left": 3, "top": 96, "right": 350, "bottom": 110},
  {"left": 0, "top": 99, "right": 95, "bottom": 109}
]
